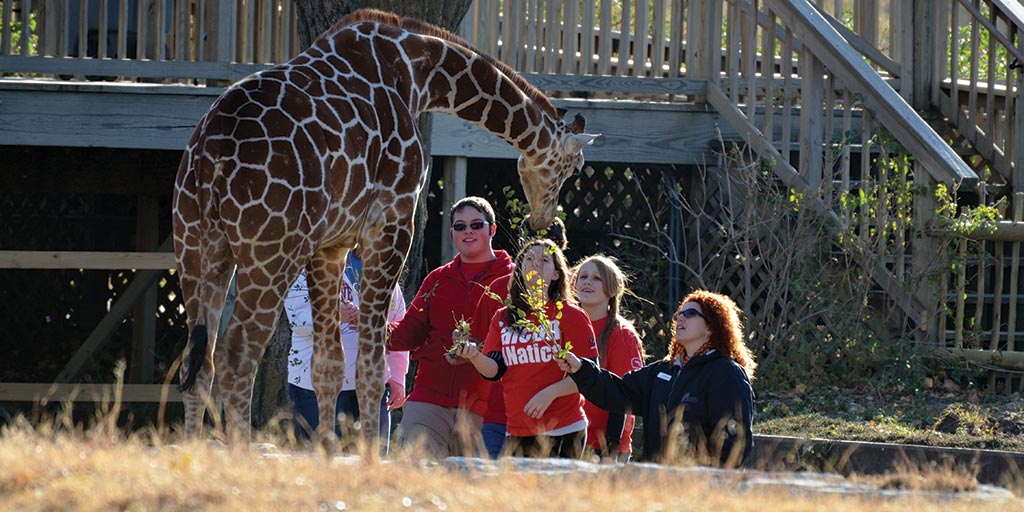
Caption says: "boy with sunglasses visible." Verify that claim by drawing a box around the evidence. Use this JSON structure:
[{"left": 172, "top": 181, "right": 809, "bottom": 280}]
[
  {"left": 390, "top": 196, "right": 514, "bottom": 458},
  {"left": 555, "top": 289, "right": 757, "bottom": 467}
]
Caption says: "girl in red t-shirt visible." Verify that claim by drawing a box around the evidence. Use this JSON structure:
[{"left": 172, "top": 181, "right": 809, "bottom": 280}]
[
  {"left": 574, "top": 255, "right": 646, "bottom": 462},
  {"left": 456, "top": 238, "right": 597, "bottom": 459}
]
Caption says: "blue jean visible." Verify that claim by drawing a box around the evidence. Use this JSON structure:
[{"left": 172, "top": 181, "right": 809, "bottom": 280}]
[
  {"left": 481, "top": 422, "right": 506, "bottom": 459},
  {"left": 287, "top": 384, "right": 391, "bottom": 452}
]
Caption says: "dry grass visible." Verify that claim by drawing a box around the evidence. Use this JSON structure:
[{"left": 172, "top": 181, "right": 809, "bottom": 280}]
[{"left": 0, "top": 414, "right": 1017, "bottom": 512}]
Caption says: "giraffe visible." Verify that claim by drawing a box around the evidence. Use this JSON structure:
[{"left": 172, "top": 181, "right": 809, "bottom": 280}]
[{"left": 172, "top": 8, "right": 599, "bottom": 442}]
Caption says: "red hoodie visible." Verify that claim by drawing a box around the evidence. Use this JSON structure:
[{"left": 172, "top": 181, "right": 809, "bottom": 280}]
[{"left": 390, "top": 251, "right": 514, "bottom": 416}]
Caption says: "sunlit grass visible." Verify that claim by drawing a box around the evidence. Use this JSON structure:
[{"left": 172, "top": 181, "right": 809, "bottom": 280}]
[{"left": 0, "top": 411, "right": 1018, "bottom": 511}]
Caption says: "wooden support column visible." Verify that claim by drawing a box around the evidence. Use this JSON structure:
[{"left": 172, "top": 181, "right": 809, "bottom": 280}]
[
  {"left": 911, "top": 162, "right": 943, "bottom": 345},
  {"left": 1015, "top": 71, "right": 1024, "bottom": 194},
  {"left": 440, "top": 156, "right": 468, "bottom": 263},
  {"left": 129, "top": 193, "right": 159, "bottom": 383},
  {"left": 799, "top": 48, "right": 824, "bottom": 191}
]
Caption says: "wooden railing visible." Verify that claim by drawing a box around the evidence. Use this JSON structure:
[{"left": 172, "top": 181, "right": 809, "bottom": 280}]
[
  {"left": 0, "top": 0, "right": 906, "bottom": 83},
  {"left": 702, "top": 0, "right": 980, "bottom": 346},
  {"left": 0, "top": 0, "right": 300, "bottom": 81},
  {"left": 931, "top": 0, "right": 1024, "bottom": 195}
]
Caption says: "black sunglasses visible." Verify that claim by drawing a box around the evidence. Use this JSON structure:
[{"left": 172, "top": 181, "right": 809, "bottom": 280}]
[
  {"left": 676, "top": 308, "right": 703, "bottom": 320},
  {"left": 452, "top": 220, "right": 490, "bottom": 232}
]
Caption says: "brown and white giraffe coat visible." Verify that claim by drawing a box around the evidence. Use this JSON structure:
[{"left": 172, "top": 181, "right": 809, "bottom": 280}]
[{"left": 173, "top": 9, "right": 598, "bottom": 441}]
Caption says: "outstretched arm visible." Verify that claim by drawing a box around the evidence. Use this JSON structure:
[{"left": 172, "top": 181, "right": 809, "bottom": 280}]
[{"left": 557, "top": 354, "right": 647, "bottom": 415}]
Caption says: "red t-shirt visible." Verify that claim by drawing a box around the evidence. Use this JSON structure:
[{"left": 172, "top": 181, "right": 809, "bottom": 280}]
[
  {"left": 472, "top": 273, "right": 512, "bottom": 424},
  {"left": 583, "top": 316, "right": 645, "bottom": 453},
  {"left": 483, "top": 301, "right": 597, "bottom": 436}
]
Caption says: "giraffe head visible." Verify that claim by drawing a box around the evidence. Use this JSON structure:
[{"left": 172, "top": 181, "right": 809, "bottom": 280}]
[{"left": 519, "top": 113, "right": 600, "bottom": 230}]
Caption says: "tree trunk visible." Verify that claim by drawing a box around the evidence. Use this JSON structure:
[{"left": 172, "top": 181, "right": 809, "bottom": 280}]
[
  {"left": 294, "top": 0, "right": 472, "bottom": 49},
  {"left": 251, "top": 311, "right": 292, "bottom": 429}
]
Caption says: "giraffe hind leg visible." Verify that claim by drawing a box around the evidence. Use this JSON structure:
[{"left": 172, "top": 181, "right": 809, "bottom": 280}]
[
  {"left": 177, "top": 231, "right": 234, "bottom": 438},
  {"left": 306, "top": 246, "right": 349, "bottom": 441},
  {"left": 216, "top": 260, "right": 303, "bottom": 441}
]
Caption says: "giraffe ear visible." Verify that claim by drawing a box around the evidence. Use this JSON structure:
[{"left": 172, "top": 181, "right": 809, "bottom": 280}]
[
  {"left": 570, "top": 113, "right": 586, "bottom": 133},
  {"left": 557, "top": 107, "right": 569, "bottom": 118},
  {"left": 563, "top": 133, "right": 600, "bottom": 154}
]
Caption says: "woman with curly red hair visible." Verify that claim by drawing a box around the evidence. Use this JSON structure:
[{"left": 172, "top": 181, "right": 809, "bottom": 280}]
[{"left": 556, "top": 289, "right": 756, "bottom": 467}]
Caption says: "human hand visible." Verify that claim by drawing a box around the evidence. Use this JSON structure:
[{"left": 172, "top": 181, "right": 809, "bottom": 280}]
[
  {"left": 555, "top": 351, "right": 582, "bottom": 374},
  {"left": 386, "top": 379, "right": 406, "bottom": 411},
  {"left": 340, "top": 302, "right": 359, "bottom": 324},
  {"left": 454, "top": 340, "right": 482, "bottom": 363},
  {"left": 524, "top": 388, "right": 555, "bottom": 419},
  {"left": 444, "top": 353, "right": 468, "bottom": 366}
]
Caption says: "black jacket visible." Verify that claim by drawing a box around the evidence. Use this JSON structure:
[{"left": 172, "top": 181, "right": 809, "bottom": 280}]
[{"left": 569, "top": 351, "right": 754, "bottom": 466}]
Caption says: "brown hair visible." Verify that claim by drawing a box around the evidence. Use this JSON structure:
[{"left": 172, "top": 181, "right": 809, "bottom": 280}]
[
  {"left": 665, "top": 289, "right": 756, "bottom": 378},
  {"left": 507, "top": 239, "right": 572, "bottom": 330},
  {"left": 450, "top": 196, "right": 496, "bottom": 225}
]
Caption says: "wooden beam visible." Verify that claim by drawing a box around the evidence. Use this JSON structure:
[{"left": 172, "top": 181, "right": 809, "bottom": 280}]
[
  {"left": 948, "top": 348, "right": 1024, "bottom": 372},
  {"left": 0, "top": 82, "right": 729, "bottom": 164},
  {"left": 0, "top": 250, "right": 175, "bottom": 269},
  {"left": 0, "top": 383, "right": 182, "bottom": 402},
  {"left": 0, "top": 55, "right": 268, "bottom": 80},
  {"left": 763, "top": 0, "right": 978, "bottom": 188}
]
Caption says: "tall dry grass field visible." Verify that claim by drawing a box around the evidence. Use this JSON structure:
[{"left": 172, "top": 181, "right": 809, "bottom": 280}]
[{"left": 0, "top": 415, "right": 1014, "bottom": 512}]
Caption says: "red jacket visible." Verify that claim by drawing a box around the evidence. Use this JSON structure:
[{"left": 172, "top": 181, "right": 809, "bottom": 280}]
[{"left": 390, "top": 251, "right": 514, "bottom": 416}]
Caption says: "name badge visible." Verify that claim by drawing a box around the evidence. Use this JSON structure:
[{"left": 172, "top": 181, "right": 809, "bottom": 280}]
[{"left": 656, "top": 372, "right": 671, "bottom": 381}]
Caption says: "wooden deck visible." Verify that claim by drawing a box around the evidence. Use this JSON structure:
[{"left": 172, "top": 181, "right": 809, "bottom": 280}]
[{"left": 0, "top": 76, "right": 730, "bottom": 165}]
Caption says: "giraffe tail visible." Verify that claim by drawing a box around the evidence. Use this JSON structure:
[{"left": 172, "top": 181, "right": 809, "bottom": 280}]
[
  {"left": 179, "top": 324, "right": 208, "bottom": 393},
  {"left": 177, "top": 132, "right": 221, "bottom": 395}
]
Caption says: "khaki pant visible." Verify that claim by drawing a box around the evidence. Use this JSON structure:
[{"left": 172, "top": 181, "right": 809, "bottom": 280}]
[{"left": 396, "top": 401, "right": 483, "bottom": 458}]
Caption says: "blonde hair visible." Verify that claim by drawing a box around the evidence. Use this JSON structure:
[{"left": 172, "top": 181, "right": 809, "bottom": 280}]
[
  {"left": 665, "top": 289, "right": 756, "bottom": 378},
  {"left": 573, "top": 254, "right": 644, "bottom": 365}
]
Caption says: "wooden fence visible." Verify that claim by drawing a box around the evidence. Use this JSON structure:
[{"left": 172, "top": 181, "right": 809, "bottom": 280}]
[
  {"left": 0, "top": 0, "right": 908, "bottom": 82},
  {"left": 947, "top": 190, "right": 1024, "bottom": 383}
]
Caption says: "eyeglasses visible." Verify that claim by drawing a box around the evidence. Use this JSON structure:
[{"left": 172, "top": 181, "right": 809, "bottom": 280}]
[
  {"left": 452, "top": 220, "right": 490, "bottom": 232},
  {"left": 675, "top": 308, "right": 703, "bottom": 320}
]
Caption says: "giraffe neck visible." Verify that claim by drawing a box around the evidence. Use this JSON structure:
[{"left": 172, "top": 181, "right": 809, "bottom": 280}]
[
  {"left": 319, "top": 20, "right": 561, "bottom": 158},
  {"left": 416, "top": 43, "right": 558, "bottom": 157}
]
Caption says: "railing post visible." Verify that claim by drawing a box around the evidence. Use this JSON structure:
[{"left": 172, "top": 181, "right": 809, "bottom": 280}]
[
  {"left": 1015, "top": 66, "right": 1024, "bottom": 194},
  {"left": 688, "top": 0, "right": 722, "bottom": 99},
  {"left": 799, "top": 48, "right": 823, "bottom": 191},
  {"left": 908, "top": 0, "right": 937, "bottom": 111},
  {"left": 204, "top": 0, "right": 236, "bottom": 64}
]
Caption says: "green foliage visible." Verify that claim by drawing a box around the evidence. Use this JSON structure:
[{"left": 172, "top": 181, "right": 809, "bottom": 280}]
[
  {"left": 935, "top": 183, "right": 999, "bottom": 238},
  {"left": 7, "top": 9, "right": 38, "bottom": 55},
  {"left": 951, "top": 2, "right": 1011, "bottom": 80}
]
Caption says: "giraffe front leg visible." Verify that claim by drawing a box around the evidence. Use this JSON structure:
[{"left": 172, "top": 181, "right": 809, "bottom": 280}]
[{"left": 307, "top": 247, "right": 349, "bottom": 442}]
